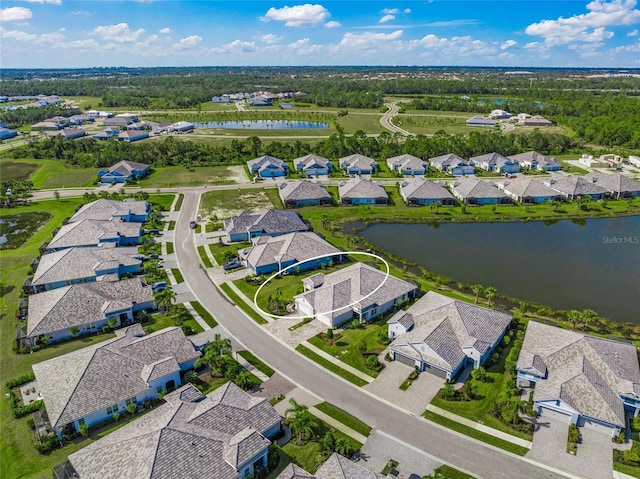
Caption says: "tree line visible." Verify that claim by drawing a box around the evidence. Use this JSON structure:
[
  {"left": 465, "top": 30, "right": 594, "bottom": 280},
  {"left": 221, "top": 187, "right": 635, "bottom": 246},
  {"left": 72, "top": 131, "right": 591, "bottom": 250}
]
[{"left": 0, "top": 104, "right": 81, "bottom": 129}]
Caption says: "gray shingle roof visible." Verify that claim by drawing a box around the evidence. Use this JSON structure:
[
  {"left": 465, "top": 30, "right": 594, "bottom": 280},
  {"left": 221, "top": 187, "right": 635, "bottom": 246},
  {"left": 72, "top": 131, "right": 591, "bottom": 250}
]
[
  {"left": 31, "top": 246, "right": 143, "bottom": 287},
  {"left": 68, "top": 383, "right": 279, "bottom": 479},
  {"left": 584, "top": 172, "right": 640, "bottom": 195},
  {"left": 544, "top": 176, "right": 609, "bottom": 197},
  {"left": 314, "top": 453, "right": 386, "bottom": 479},
  {"left": 507, "top": 150, "right": 548, "bottom": 165},
  {"left": 470, "top": 152, "right": 513, "bottom": 169},
  {"left": 105, "top": 160, "right": 149, "bottom": 176},
  {"left": 428, "top": 153, "right": 467, "bottom": 168},
  {"left": 27, "top": 277, "right": 153, "bottom": 337},
  {"left": 500, "top": 178, "right": 561, "bottom": 200},
  {"left": 48, "top": 220, "right": 141, "bottom": 250},
  {"left": 338, "top": 177, "right": 388, "bottom": 201},
  {"left": 386, "top": 154, "right": 427, "bottom": 172},
  {"left": 244, "top": 232, "right": 341, "bottom": 269},
  {"left": 247, "top": 155, "right": 286, "bottom": 172},
  {"left": 389, "top": 291, "right": 512, "bottom": 372},
  {"left": 293, "top": 154, "right": 332, "bottom": 171},
  {"left": 296, "top": 263, "right": 417, "bottom": 321},
  {"left": 339, "top": 154, "right": 377, "bottom": 171},
  {"left": 517, "top": 321, "right": 640, "bottom": 426},
  {"left": 224, "top": 209, "right": 309, "bottom": 237},
  {"left": 451, "top": 178, "right": 509, "bottom": 200},
  {"left": 400, "top": 178, "right": 454, "bottom": 202},
  {"left": 33, "top": 325, "right": 200, "bottom": 430},
  {"left": 70, "top": 199, "right": 149, "bottom": 223},
  {"left": 277, "top": 463, "right": 317, "bottom": 479},
  {"left": 279, "top": 180, "right": 331, "bottom": 203}
]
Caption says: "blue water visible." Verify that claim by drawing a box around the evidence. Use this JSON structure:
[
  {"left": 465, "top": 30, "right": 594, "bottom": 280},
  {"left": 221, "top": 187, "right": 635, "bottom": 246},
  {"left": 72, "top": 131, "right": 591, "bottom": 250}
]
[
  {"left": 194, "top": 120, "right": 328, "bottom": 130},
  {"left": 361, "top": 216, "right": 640, "bottom": 323}
]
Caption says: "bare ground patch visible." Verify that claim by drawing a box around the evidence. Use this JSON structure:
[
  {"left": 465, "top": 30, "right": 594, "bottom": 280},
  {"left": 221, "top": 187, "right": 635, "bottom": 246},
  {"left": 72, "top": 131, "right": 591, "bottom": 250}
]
[{"left": 199, "top": 189, "right": 276, "bottom": 220}]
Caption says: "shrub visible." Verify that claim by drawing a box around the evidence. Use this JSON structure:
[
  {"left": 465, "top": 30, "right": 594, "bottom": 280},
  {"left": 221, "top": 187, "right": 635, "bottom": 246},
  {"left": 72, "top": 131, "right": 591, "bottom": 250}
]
[
  {"left": 357, "top": 339, "right": 367, "bottom": 356},
  {"left": 34, "top": 434, "right": 60, "bottom": 454},
  {"left": 366, "top": 355, "right": 382, "bottom": 372},
  {"left": 113, "top": 412, "right": 121, "bottom": 422},
  {"left": 79, "top": 423, "right": 89, "bottom": 437},
  {"left": 441, "top": 383, "right": 457, "bottom": 401},
  {"left": 568, "top": 424, "right": 580, "bottom": 444},
  {"left": 5, "top": 373, "right": 36, "bottom": 390},
  {"left": 471, "top": 366, "right": 488, "bottom": 382},
  {"left": 11, "top": 399, "right": 44, "bottom": 418}
]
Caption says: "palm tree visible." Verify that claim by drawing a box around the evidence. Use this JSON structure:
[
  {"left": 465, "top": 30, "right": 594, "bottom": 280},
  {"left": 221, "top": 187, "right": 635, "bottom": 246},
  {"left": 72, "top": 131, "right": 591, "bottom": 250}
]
[
  {"left": 471, "top": 284, "right": 484, "bottom": 304},
  {"left": 485, "top": 286, "right": 498, "bottom": 307},
  {"left": 567, "top": 310, "right": 581, "bottom": 330},
  {"left": 285, "top": 399, "right": 318, "bottom": 444},
  {"left": 581, "top": 309, "right": 598, "bottom": 331},
  {"left": 154, "top": 288, "right": 176, "bottom": 313},
  {"left": 334, "top": 437, "right": 352, "bottom": 456}
]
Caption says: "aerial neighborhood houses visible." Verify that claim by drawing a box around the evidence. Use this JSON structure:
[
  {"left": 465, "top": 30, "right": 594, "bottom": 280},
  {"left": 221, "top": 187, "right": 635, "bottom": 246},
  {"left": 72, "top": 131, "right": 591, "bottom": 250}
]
[
  {"left": 340, "top": 154, "right": 378, "bottom": 175},
  {"left": 247, "top": 155, "right": 289, "bottom": 178},
  {"left": 451, "top": 178, "right": 511, "bottom": 205},
  {"left": 98, "top": 160, "right": 150, "bottom": 184},
  {"left": 338, "top": 177, "right": 388, "bottom": 205},
  {"left": 223, "top": 209, "right": 309, "bottom": 242},
  {"left": 293, "top": 154, "right": 333, "bottom": 177},
  {"left": 466, "top": 109, "right": 554, "bottom": 128},
  {"left": 399, "top": 177, "right": 455, "bottom": 206},
  {"left": 386, "top": 154, "right": 429, "bottom": 176},
  {"left": 278, "top": 180, "right": 332, "bottom": 208}
]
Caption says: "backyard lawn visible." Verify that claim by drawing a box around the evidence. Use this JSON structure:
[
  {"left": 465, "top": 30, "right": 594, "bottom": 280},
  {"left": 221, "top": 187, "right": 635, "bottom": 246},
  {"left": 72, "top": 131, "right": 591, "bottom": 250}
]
[
  {"left": 0, "top": 160, "right": 40, "bottom": 182},
  {"left": 26, "top": 159, "right": 97, "bottom": 189},
  {"left": 138, "top": 165, "right": 248, "bottom": 188}
]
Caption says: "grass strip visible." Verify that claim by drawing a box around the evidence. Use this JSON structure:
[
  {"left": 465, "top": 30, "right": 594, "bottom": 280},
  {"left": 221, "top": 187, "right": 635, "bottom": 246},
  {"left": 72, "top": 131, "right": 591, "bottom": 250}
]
[
  {"left": 614, "top": 462, "right": 640, "bottom": 478},
  {"left": 219, "top": 283, "right": 268, "bottom": 325},
  {"left": 171, "top": 268, "right": 184, "bottom": 283},
  {"left": 173, "top": 193, "right": 184, "bottom": 211},
  {"left": 166, "top": 242, "right": 174, "bottom": 254},
  {"left": 434, "top": 465, "right": 478, "bottom": 479},
  {"left": 295, "top": 344, "right": 368, "bottom": 387},
  {"left": 314, "top": 402, "right": 372, "bottom": 437},
  {"left": 238, "top": 350, "right": 275, "bottom": 377},
  {"left": 189, "top": 301, "right": 218, "bottom": 328},
  {"left": 423, "top": 410, "right": 528, "bottom": 456},
  {"left": 168, "top": 220, "right": 176, "bottom": 231},
  {"left": 197, "top": 245, "right": 214, "bottom": 268}
]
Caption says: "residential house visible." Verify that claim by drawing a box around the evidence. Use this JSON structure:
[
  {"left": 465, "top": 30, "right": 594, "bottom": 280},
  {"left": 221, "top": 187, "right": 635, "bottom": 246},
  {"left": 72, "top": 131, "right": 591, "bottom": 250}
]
[
  {"left": 87, "top": 110, "right": 113, "bottom": 118},
  {"left": 104, "top": 117, "right": 132, "bottom": 127},
  {"left": 399, "top": 177, "right": 455, "bottom": 206},
  {"left": 278, "top": 180, "right": 332, "bottom": 208},
  {"left": 428, "top": 154, "right": 475, "bottom": 175},
  {"left": 26, "top": 277, "right": 154, "bottom": 345},
  {"left": 498, "top": 178, "right": 564, "bottom": 204},
  {"left": 508, "top": 151, "right": 561, "bottom": 171},
  {"left": 223, "top": 209, "right": 309, "bottom": 242},
  {"left": 32, "top": 324, "right": 200, "bottom": 437},
  {"left": 277, "top": 453, "right": 385, "bottom": 479},
  {"left": 27, "top": 246, "right": 144, "bottom": 293},
  {"left": 212, "top": 95, "right": 231, "bottom": 103},
  {"left": 98, "top": 160, "right": 150, "bottom": 184},
  {"left": 471, "top": 152, "right": 520, "bottom": 174},
  {"left": 388, "top": 291, "right": 512, "bottom": 380},
  {"left": 339, "top": 154, "right": 378, "bottom": 175},
  {"left": 338, "top": 177, "right": 388, "bottom": 205},
  {"left": 247, "top": 155, "right": 288, "bottom": 178},
  {"left": 522, "top": 116, "right": 553, "bottom": 127},
  {"left": 489, "top": 109, "right": 511, "bottom": 119},
  {"left": 31, "top": 121, "right": 63, "bottom": 131},
  {"left": 59, "top": 128, "right": 86, "bottom": 140},
  {"left": 295, "top": 262, "right": 418, "bottom": 327},
  {"left": 466, "top": 116, "right": 497, "bottom": 128},
  {"left": 543, "top": 176, "right": 610, "bottom": 200},
  {"left": 63, "top": 382, "right": 281, "bottom": 479},
  {"left": 115, "top": 113, "right": 139, "bottom": 122},
  {"left": 451, "top": 178, "right": 511, "bottom": 204},
  {"left": 386, "top": 154, "right": 428, "bottom": 176},
  {"left": 169, "top": 121, "right": 195, "bottom": 133},
  {"left": 92, "top": 128, "right": 120, "bottom": 141},
  {"left": 240, "top": 232, "right": 343, "bottom": 275},
  {"left": 293, "top": 154, "right": 333, "bottom": 177},
  {"left": 47, "top": 220, "right": 142, "bottom": 251},
  {"left": 0, "top": 127, "right": 18, "bottom": 140},
  {"left": 583, "top": 172, "right": 640, "bottom": 198},
  {"left": 516, "top": 321, "right": 640, "bottom": 437},
  {"left": 117, "top": 130, "right": 149, "bottom": 142},
  {"left": 69, "top": 198, "right": 150, "bottom": 223}
]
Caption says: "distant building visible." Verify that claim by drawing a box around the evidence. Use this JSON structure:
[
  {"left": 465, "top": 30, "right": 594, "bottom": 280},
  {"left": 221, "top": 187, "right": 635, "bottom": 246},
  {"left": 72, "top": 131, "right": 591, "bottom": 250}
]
[
  {"left": 386, "top": 154, "right": 428, "bottom": 176},
  {"left": 170, "top": 121, "right": 195, "bottom": 133},
  {"left": 59, "top": 128, "right": 86, "bottom": 140},
  {"left": 0, "top": 128, "right": 18, "bottom": 140},
  {"left": 293, "top": 154, "right": 333, "bottom": 177},
  {"left": 98, "top": 160, "right": 150, "bottom": 184},
  {"left": 466, "top": 116, "right": 497, "bottom": 127},
  {"left": 247, "top": 155, "right": 288, "bottom": 178},
  {"left": 428, "top": 154, "right": 474, "bottom": 176},
  {"left": 339, "top": 154, "right": 378, "bottom": 175},
  {"left": 117, "top": 130, "right": 149, "bottom": 142}
]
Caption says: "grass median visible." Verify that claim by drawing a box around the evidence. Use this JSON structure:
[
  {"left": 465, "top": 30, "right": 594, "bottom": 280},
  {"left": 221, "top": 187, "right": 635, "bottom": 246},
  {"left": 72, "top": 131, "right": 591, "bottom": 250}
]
[
  {"left": 295, "top": 344, "right": 368, "bottom": 387},
  {"left": 314, "top": 402, "right": 372, "bottom": 437},
  {"left": 171, "top": 268, "right": 184, "bottom": 283},
  {"left": 219, "top": 283, "right": 268, "bottom": 325},
  {"left": 189, "top": 301, "right": 218, "bottom": 328},
  {"left": 237, "top": 350, "right": 275, "bottom": 377},
  {"left": 197, "top": 245, "right": 214, "bottom": 268}
]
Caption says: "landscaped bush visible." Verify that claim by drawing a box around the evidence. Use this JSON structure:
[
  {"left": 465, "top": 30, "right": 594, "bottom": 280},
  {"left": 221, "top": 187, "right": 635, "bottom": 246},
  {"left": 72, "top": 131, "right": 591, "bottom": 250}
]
[
  {"left": 5, "top": 372, "right": 35, "bottom": 390},
  {"left": 567, "top": 424, "right": 580, "bottom": 454},
  {"left": 34, "top": 434, "right": 61, "bottom": 454}
]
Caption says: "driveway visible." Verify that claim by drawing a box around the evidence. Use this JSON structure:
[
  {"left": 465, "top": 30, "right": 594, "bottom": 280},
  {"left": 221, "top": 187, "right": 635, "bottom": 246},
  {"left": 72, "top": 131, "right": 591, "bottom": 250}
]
[
  {"left": 529, "top": 416, "right": 613, "bottom": 479},
  {"left": 363, "top": 360, "right": 444, "bottom": 416}
]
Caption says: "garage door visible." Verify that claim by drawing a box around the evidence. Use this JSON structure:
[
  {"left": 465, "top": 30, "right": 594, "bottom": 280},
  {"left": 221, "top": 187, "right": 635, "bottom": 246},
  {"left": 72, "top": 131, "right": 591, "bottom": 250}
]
[
  {"left": 394, "top": 352, "right": 416, "bottom": 368},
  {"left": 580, "top": 418, "right": 615, "bottom": 434},
  {"left": 421, "top": 363, "right": 449, "bottom": 379},
  {"left": 539, "top": 406, "right": 572, "bottom": 423}
]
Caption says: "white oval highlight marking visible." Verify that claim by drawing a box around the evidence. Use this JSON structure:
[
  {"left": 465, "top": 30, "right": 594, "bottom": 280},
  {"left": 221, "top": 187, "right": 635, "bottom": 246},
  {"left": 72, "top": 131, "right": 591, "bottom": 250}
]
[{"left": 252, "top": 251, "right": 389, "bottom": 321}]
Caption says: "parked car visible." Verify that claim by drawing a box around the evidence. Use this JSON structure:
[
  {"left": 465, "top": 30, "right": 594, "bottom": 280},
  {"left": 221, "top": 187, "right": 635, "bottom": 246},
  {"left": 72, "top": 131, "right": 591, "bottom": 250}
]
[
  {"left": 145, "top": 228, "right": 161, "bottom": 235},
  {"left": 223, "top": 260, "right": 242, "bottom": 271},
  {"left": 189, "top": 220, "right": 197, "bottom": 229},
  {"left": 505, "top": 174, "right": 517, "bottom": 179},
  {"left": 151, "top": 281, "right": 167, "bottom": 292},
  {"left": 149, "top": 253, "right": 160, "bottom": 259}
]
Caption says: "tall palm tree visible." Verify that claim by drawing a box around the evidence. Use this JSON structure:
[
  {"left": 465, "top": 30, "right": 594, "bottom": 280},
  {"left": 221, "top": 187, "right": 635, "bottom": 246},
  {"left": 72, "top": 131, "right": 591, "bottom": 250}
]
[
  {"left": 485, "top": 286, "right": 498, "bottom": 307},
  {"left": 567, "top": 310, "right": 581, "bottom": 330},
  {"left": 471, "top": 284, "right": 484, "bottom": 304},
  {"left": 581, "top": 309, "right": 598, "bottom": 331},
  {"left": 285, "top": 399, "right": 318, "bottom": 444},
  {"left": 154, "top": 287, "right": 176, "bottom": 313}
]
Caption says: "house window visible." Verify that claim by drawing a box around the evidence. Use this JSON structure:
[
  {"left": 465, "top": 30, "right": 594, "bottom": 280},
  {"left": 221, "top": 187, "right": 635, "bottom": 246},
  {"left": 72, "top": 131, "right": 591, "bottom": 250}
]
[
  {"left": 106, "top": 404, "right": 119, "bottom": 414},
  {"left": 78, "top": 418, "right": 85, "bottom": 426},
  {"left": 125, "top": 396, "right": 137, "bottom": 405}
]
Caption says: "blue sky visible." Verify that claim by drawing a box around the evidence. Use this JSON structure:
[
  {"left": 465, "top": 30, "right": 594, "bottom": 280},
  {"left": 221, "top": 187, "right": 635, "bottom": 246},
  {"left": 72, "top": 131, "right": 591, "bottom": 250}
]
[{"left": 1, "top": 1, "right": 639, "bottom": 68}]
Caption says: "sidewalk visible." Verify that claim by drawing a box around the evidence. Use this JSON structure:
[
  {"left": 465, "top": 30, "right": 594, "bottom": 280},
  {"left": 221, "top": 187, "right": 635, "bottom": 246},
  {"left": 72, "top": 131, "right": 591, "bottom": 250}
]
[
  {"left": 425, "top": 404, "right": 532, "bottom": 449},
  {"left": 225, "top": 281, "right": 274, "bottom": 323},
  {"left": 300, "top": 340, "right": 374, "bottom": 384},
  {"left": 309, "top": 406, "right": 369, "bottom": 444},
  {"left": 237, "top": 357, "right": 270, "bottom": 382},
  {"left": 182, "top": 301, "right": 212, "bottom": 332}
]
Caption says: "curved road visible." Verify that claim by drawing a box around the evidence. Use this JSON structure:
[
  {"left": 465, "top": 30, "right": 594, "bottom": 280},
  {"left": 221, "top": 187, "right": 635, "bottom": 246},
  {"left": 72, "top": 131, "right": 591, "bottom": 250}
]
[
  {"left": 380, "top": 102, "right": 411, "bottom": 136},
  {"left": 174, "top": 191, "right": 578, "bottom": 479}
]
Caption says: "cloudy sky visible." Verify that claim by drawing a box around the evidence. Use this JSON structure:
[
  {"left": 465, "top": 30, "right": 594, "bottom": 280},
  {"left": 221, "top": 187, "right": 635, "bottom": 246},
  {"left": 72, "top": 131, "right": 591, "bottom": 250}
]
[{"left": 1, "top": 0, "right": 640, "bottom": 68}]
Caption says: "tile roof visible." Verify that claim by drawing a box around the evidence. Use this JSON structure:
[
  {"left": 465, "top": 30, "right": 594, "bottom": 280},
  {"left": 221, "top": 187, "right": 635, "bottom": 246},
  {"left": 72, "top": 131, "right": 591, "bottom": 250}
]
[
  {"left": 583, "top": 172, "right": 640, "bottom": 195},
  {"left": 544, "top": 176, "right": 609, "bottom": 197},
  {"left": 279, "top": 180, "right": 331, "bottom": 203},
  {"left": 507, "top": 150, "right": 548, "bottom": 164},
  {"left": 247, "top": 155, "right": 287, "bottom": 172},
  {"left": 517, "top": 321, "right": 640, "bottom": 426},
  {"left": 296, "top": 263, "right": 417, "bottom": 321},
  {"left": 314, "top": 453, "right": 386, "bottom": 479},
  {"left": 400, "top": 178, "right": 454, "bottom": 202},
  {"left": 338, "top": 177, "right": 388, "bottom": 200},
  {"left": 386, "top": 154, "right": 427, "bottom": 172},
  {"left": 276, "top": 463, "right": 317, "bottom": 479},
  {"left": 499, "top": 178, "right": 561, "bottom": 199},
  {"left": 70, "top": 199, "right": 149, "bottom": 223},
  {"left": 48, "top": 220, "right": 141, "bottom": 250},
  {"left": 27, "top": 277, "right": 154, "bottom": 337},
  {"left": 33, "top": 325, "right": 200, "bottom": 430},
  {"left": 67, "top": 383, "right": 278, "bottom": 479},
  {"left": 470, "top": 152, "right": 513, "bottom": 168},
  {"left": 31, "top": 246, "right": 143, "bottom": 287},
  {"left": 339, "top": 154, "right": 377, "bottom": 171},
  {"left": 293, "top": 154, "right": 332, "bottom": 170},
  {"left": 244, "top": 232, "right": 341, "bottom": 270},
  {"left": 224, "top": 209, "right": 309, "bottom": 237},
  {"left": 428, "top": 153, "right": 467, "bottom": 168},
  {"left": 389, "top": 291, "right": 512, "bottom": 372},
  {"left": 451, "top": 178, "right": 510, "bottom": 200}
]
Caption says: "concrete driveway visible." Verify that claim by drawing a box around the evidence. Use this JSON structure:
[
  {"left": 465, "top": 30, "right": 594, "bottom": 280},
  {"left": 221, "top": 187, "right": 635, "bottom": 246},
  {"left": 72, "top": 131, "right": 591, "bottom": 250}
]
[
  {"left": 363, "top": 360, "right": 444, "bottom": 416},
  {"left": 529, "top": 416, "right": 613, "bottom": 479}
]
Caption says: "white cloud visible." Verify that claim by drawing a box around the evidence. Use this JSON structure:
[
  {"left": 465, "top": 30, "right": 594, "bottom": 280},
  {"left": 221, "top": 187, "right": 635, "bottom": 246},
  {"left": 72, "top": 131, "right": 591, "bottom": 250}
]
[
  {"left": 382, "top": 8, "right": 399, "bottom": 15},
  {"left": 261, "top": 4, "right": 329, "bottom": 27},
  {"left": 0, "top": 7, "right": 32, "bottom": 22},
  {"left": 1, "top": 25, "right": 64, "bottom": 43},
  {"left": 211, "top": 39, "right": 256, "bottom": 54},
  {"left": 159, "top": 27, "right": 171, "bottom": 34},
  {"left": 176, "top": 35, "right": 202, "bottom": 48},
  {"left": 261, "top": 33, "right": 281, "bottom": 43},
  {"left": 339, "top": 29, "right": 403, "bottom": 48},
  {"left": 379, "top": 15, "right": 395, "bottom": 23},
  {"left": 1, "top": 28, "right": 36, "bottom": 41},
  {"left": 288, "top": 37, "right": 322, "bottom": 54},
  {"left": 404, "top": 8, "right": 411, "bottom": 13},
  {"left": 93, "top": 23, "right": 145, "bottom": 42},
  {"left": 34, "top": 31, "right": 64, "bottom": 43},
  {"left": 19, "top": 0, "right": 61, "bottom": 4},
  {"left": 628, "top": 28, "right": 639, "bottom": 35},
  {"left": 526, "top": 0, "right": 640, "bottom": 45},
  {"left": 501, "top": 39, "right": 517, "bottom": 50},
  {"left": 71, "top": 10, "right": 90, "bottom": 16},
  {"left": 59, "top": 38, "right": 99, "bottom": 49},
  {"left": 325, "top": 20, "right": 341, "bottom": 28}
]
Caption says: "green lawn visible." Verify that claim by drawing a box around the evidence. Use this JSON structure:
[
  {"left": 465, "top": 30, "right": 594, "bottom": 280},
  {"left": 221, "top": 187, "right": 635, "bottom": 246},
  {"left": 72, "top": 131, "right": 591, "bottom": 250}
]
[
  {"left": 189, "top": 301, "right": 218, "bottom": 328},
  {"left": 138, "top": 165, "right": 242, "bottom": 188},
  {"left": 173, "top": 193, "right": 184, "bottom": 211},
  {"left": 219, "top": 283, "right": 269, "bottom": 325},
  {"left": 166, "top": 242, "right": 174, "bottom": 254},
  {"left": 614, "top": 461, "right": 640, "bottom": 478},
  {"left": 168, "top": 220, "right": 176, "bottom": 231},
  {"left": 208, "top": 241, "right": 248, "bottom": 265},
  {"left": 314, "top": 402, "right": 372, "bottom": 437},
  {"left": 197, "top": 245, "right": 214, "bottom": 268},
  {"left": 335, "top": 112, "right": 386, "bottom": 134},
  {"left": 0, "top": 160, "right": 40, "bottom": 182},
  {"left": 148, "top": 193, "right": 176, "bottom": 213},
  {"left": 171, "top": 268, "right": 184, "bottom": 283},
  {"left": 295, "top": 344, "right": 368, "bottom": 387},
  {"left": 431, "top": 464, "right": 478, "bottom": 479},
  {"left": 237, "top": 350, "right": 276, "bottom": 377},
  {"left": 16, "top": 159, "right": 98, "bottom": 189},
  {"left": 146, "top": 304, "right": 204, "bottom": 335}
]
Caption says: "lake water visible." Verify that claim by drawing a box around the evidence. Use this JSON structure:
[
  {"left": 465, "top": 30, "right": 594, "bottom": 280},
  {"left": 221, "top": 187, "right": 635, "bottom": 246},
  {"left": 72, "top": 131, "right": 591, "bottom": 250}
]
[
  {"left": 360, "top": 216, "right": 640, "bottom": 323},
  {"left": 194, "top": 120, "right": 329, "bottom": 130}
]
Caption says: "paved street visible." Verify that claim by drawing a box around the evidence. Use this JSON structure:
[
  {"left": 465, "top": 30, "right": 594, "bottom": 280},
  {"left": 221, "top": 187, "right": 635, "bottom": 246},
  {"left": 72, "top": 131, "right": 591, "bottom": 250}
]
[{"left": 173, "top": 191, "right": 583, "bottom": 479}]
